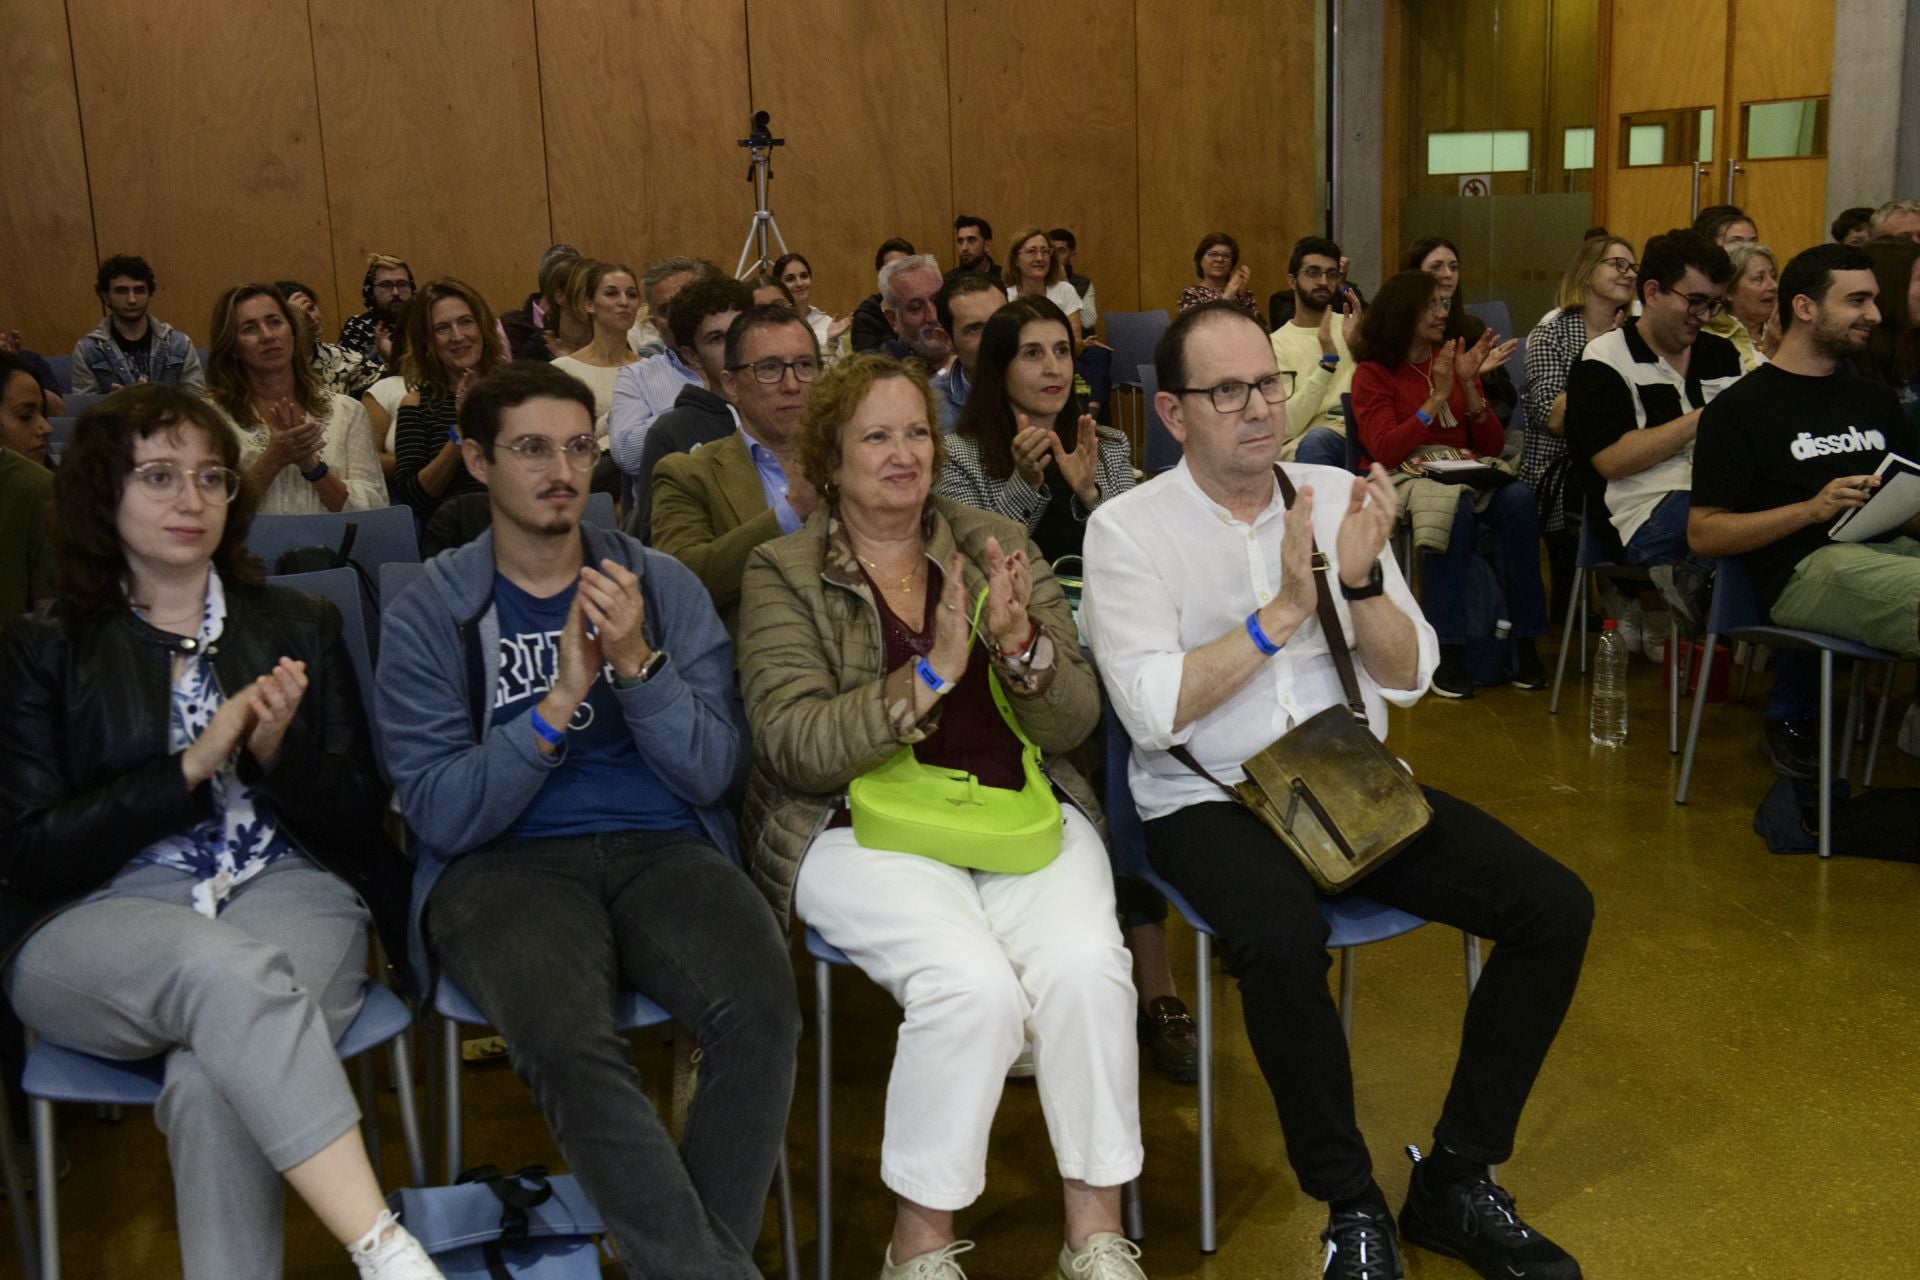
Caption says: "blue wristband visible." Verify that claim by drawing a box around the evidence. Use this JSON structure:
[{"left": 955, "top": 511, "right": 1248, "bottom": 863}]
[
  {"left": 1414, "top": 408, "right": 1433, "bottom": 427},
  {"left": 914, "top": 656, "right": 954, "bottom": 694},
  {"left": 1246, "top": 611, "right": 1282, "bottom": 656},
  {"left": 529, "top": 706, "right": 566, "bottom": 746},
  {"left": 447, "top": 425, "right": 461, "bottom": 444}
]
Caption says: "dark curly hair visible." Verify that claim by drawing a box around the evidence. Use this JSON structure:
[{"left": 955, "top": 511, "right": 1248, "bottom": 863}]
[{"left": 53, "top": 385, "right": 263, "bottom": 617}]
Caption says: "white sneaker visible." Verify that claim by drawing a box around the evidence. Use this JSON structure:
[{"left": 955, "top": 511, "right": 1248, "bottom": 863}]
[
  {"left": 1640, "top": 609, "right": 1671, "bottom": 664},
  {"left": 1058, "top": 1231, "right": 1148, "bottom": 1278},
  {"left": 880, "top": 1239, "right": 975, "bottom": 1279},
  {"left": 350, "top": 1210, "right": 446, "bottom": 1280},
  {"left": 1616, "top": 599, "right": 1646, "bottom": 660}
]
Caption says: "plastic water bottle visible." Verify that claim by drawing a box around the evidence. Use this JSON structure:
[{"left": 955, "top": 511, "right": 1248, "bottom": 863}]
[{"left": 1590, "top": 619, "right": 1629, "bottom": 747}]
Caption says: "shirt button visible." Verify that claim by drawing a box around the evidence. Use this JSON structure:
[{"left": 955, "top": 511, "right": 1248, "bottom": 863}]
[{"left": 1258, "top": 592, "right": 1272, "bottom": 605}]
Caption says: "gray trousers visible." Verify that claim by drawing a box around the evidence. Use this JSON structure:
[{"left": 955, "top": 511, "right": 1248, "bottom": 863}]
[{"left": 5, "top": 855, "right": 370, "bottom": 1279}]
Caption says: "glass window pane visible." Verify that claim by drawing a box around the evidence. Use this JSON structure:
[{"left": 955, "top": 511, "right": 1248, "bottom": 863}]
[
  {"left": 1428, "top": 132, "right": 1494, "bottom": 175},
  {"left": 1698, "top": 108, "right": 1715, "bottom": 162},
  {"left": 1628, "top": 125, "right": 1667, "bottom": 167},
  {"left": 1490, "top": 131, "right": 1530, "bottom": 172},
  {"left": 1744, "top": 98, "right": 1827, "bottom": 159},
  {"left": 1563, "top": 127, "right": 1595, "bottom": 171}
]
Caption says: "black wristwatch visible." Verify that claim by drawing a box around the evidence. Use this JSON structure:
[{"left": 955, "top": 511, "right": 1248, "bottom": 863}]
[
  {"left": 1339, "top": 562, "right": 1385, "bottom": 601},
  {"left": 613, "top": 650, "right": 668, "bottom": 688}
]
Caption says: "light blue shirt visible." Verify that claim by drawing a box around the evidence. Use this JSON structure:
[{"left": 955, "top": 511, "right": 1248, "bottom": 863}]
[
  {"left": 932, "top": 361, "right": 970, "bottom": 433},
  {"left": 742, "top": 430, "right": 803, "bottom": 535},
  {"left": 609, "top": 347, "right": 699, "bottom": 494}
]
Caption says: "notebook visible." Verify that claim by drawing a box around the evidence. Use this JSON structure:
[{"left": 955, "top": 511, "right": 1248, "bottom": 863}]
[{"left": 1828, "top": 452, "right": 1920, "bottom": 543}]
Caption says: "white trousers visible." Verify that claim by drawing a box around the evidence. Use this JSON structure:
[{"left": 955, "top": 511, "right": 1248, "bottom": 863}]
[{"left": 795, "top": 806, "right": 1142, "bottom": 1211}]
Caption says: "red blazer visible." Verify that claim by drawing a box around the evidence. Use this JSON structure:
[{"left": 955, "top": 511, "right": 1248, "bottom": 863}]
[{"left": 1350, "top": 358, "right": 1503, "bottom": 470}]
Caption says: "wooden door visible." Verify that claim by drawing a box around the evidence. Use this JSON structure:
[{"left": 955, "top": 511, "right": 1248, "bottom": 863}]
[
  {"left": 1598, "top": 0, "right": 1729, "bottom": 257},
  {"left": 1721, "top": 0, "right": 1835, "bottom": 255}
]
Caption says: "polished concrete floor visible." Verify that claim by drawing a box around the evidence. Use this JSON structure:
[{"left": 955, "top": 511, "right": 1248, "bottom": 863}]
[{"left": 12, "top": 647, "right": 1920, "bottom": 1278}]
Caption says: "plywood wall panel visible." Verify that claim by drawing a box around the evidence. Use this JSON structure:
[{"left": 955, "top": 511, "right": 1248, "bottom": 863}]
[
  {"left": 535, "top": 0, "right": 751, "bottom": 272},
  {"left": 66, "top": 0, "right": 334, "bottom": 353},
  {"left": 0, "top": 0, "right": 98, "bottom": 353},
  {"left": 744, "top": 0, "right": 953, "bottom": 316},
  {"left": 1136, "top": 0, "right": 1319, "bottom": 317},
  {"left": 947, "top": 3, "right": 1141, "bottom": 316},
  {"left": 310, "top": 0, "right": 551, "bottom": 322},
  {"left": 1606, "top": 0, "right": 1728, "bottom": 116}
]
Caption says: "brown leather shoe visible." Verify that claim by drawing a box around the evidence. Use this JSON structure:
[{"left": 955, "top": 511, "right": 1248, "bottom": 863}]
[{"left": 1137, "top": 996, "right": 1199, "bottom": 1083}]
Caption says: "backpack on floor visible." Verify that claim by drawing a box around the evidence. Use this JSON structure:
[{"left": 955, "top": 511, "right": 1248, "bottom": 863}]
[
  {"left": 1753, "top": 778, "right": 1920, "bottom": 861},
  {"left": 388, "top": 1165, "right": 609, "bottom": 1279}
]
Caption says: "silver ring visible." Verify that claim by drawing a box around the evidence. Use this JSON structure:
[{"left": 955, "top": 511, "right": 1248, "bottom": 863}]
[{"left": 944, "top": 603, "right": 958, "bottom": 611}]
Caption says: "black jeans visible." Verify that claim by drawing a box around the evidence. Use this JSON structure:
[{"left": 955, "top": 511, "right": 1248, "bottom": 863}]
[
  {"left": 1145, "top": 788, "right": 1592, "bottom": 1202},
  {"left": 428, "top": 829, "right": 801, "bottom": 1279}
]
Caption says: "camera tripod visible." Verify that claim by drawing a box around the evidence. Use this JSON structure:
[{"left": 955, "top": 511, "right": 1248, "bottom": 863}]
[{"left": 734, "top": 111, "right": 790, "bottom": 279}]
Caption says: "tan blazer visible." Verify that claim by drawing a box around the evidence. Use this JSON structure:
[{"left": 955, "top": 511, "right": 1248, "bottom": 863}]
[{"left": 651, "top": 432, "right": 784, "bottom": 638}]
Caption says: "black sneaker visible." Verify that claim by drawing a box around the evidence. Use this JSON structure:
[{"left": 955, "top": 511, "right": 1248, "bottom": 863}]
[
  {"left": 1398, "top": 1149, "right": 1581, "bottom": 1279},
  {"left": 1764, "top": 717, "right": 1821, "bottom": 781},
  {"left": 1431, "top": 651, "right": 1475, "bottom": 700},
  {"left": 1508, "top": 644, "right": 1549, "bottom": 691},
  {"left": 1321, "top": 1206, "right": 1404, "bottom": 1280}
]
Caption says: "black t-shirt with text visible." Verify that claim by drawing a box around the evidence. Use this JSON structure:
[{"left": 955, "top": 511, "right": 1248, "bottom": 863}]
[{"left": 1692, "top": 363, "right": 1916, "bottom": 609}]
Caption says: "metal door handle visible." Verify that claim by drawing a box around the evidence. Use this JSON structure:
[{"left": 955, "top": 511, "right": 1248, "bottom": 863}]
[
  {"left": 1724, "top": 162, "right": 1744, "bottom": 202},
  {"left": 1691, "top": 163, "right": 1705, "bottom": 218}
]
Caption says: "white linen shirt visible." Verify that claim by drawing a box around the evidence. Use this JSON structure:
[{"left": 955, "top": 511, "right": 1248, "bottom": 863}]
[{"left": 1081, "top": 458, "right": 1437, "bottom": 820}]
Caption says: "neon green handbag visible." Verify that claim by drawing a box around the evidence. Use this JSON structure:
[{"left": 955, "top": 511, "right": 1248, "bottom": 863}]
[{"left": 848, "top": 589, "right": 1063, "bottom": 874}]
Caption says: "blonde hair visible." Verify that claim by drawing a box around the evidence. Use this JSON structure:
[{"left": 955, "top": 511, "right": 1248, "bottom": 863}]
[
  {"left": 1001, "top": 227, "right": 1064, "bottom": 291},
  {"left": 1554, "top": 236, "right": 1634, "bottom": 311},
  {"left": 205, "top": 284, "right": 328, "bottom": 424},
  {"left": 792, "top": 353, "right": 947, "bottom": 496}
]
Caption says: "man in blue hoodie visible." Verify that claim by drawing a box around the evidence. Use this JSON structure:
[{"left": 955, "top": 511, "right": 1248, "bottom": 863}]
[{"left": 377, "top": 361, "right": 798, "bottom": 1279}]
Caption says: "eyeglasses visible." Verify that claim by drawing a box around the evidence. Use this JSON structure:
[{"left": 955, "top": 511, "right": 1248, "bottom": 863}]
[
  {"left": 1296, "top": 266, "right": 1340, "bottom": 282},
  {"left": 499, "top": 434, "right": 599, "bottom": 471},
  {"left": 730, "top": 357, "right": 820, "bottom": 384},
  {"left": 130, "top": 461, "right": 239, "bottom": 504},
  {"left": 1426, "top": 297, "right": 1453, "bottom": 314},
  {"left": 1170, "top": 372, "right": 1293, "bottom": 413},
  {"left": 1019, "top": 245, "right": 1053, "bottom": 258},
  {"left": 1600, "top": 256, "right": 1638, "bottom": 275},
  {"left": 1201, "top": 250, "right": 1236, "bottom": 262},
  {"left": 1672, "top": 291, "right": 1726, "bottom": 319}
]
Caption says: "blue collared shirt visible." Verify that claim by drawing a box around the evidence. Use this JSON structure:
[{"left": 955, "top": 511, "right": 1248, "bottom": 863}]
[
  {"left": 742, "top": 429, "right": 803, "bottom": 535},
  {"left": 932, "top": 361, "right": 971, "bottom": 432},
  {"left": 609, "top": 347, "right": 699, "bottom": 478}
]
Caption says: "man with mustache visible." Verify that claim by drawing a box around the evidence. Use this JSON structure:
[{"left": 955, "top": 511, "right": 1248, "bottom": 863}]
[
  {"left": 377, "top": 360, "right": 798, "bottom": 1279},
  {"left": 1269, "top": 237, "right": 1364, "bottom": 468},
  {"left": 338, "top": 254, "right": 415, "bottom": 363},
  {"left": 1691, "top": 243, "right": 1920, "bottom": 661}
]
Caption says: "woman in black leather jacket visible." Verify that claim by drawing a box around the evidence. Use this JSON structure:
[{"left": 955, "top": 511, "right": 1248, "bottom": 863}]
[{"left": 0, "top": 386, "right": 442, "bottom": 1279}]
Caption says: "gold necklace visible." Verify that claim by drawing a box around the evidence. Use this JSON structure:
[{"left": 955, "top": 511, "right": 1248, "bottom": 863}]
[{"left": 859, "top": 554, "right": 920, "bottom": 592}]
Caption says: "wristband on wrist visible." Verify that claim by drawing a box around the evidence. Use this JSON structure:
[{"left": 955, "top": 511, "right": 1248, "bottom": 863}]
[
  {"left": 1321, "top": 353, "right": 1340, "bottom": 366},
  {"left": 447, "top": 425, "right": 461, "bottom": 444},
  {"left": 914, "top": 656, "right": 955, "bottom": 695},
  {"left": 300, "top": 460, "right": 330, "bottom": 483},
  {"left": 1246, "top": 611, "right": 1282, "bottom": 657},
  {"left": 1414, "top": 408, "right": 1433, "bottom": 427},
  {"left": 528, "top": 705, "right": 566, "bottom": 746},
  {"left": 998, "top": 619, "right": 1040, "bottom": 661}
]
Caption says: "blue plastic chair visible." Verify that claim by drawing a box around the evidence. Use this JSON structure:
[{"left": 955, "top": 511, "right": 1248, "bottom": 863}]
[
  {"left": 1463, "top": 300, "right": 1513, "bottom": 342},
  {"left": 584, "top": 491, "right": 616, "bottom": 529},
  {"left": 380, "top": 560, "right": 427, "bottom": 609},
  {"left": 1546, "top": 517, "right": 1682, "bottom": 751},
  {"left": 1674, "top": 558, "right": 1897, "bottom": 854},
  {"left": 1101, "top": 704, "right": 1482, "bottom": 1253},
  {"left": 1105, "top": 311, "right": 1171, "bottom": 393},
  {"left": 45, "top": 355, "right": 72, "bottom": 396},
  {"left": 24, "top": 983, "right": 423, "bottom": 1280},
  {"left": 59, "top": 393, "right": 106, "bottom": 418},
  {"left": 248, "top": 505, "right": 421, "bottom": 582}
]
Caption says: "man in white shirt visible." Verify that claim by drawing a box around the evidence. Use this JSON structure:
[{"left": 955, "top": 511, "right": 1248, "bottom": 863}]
[
  {"left": 1269, "top": 236, "right": 1363, "bottom": 469},
  {"left": 1082, "top": 301, "right": 1591, "bottom": 1280}
]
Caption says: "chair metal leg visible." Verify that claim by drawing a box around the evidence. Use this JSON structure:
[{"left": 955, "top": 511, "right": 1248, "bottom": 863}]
[
  {"left": 776, "top": 1147, "right": 800, "bottom": 1280},
  {"left": 1579, "top": 588, "right": 1589, "bottom": 674},
  {"left": 814, "top": 959, "right": 833, "bottom": 1280},
  {"left": 1735, "top": 641, "right": 1755, "bottom": 702},
  {"left": 1819, "top": 651, "right": 1835, "bottom": 859},
  {"left": 390, "top": 1033, "right": 427, "bottom": 1188},
  {"left": 1123, "top": 1177, "right": 1145, "bottom": 1243},
  {"left": 1840, "top": 664, "right": 1864, "bottom": 783},
  {"left": 1548, "top": 568, "right": 1584, "bottom": 714},
  {"left": 1864, "top": 664, "right": 1894, "bottom": 788},
  {"left": 31, "top": 1098, "right": 57, "bottom": 1280},
  {"left": 442, "top": 1017, "right": 463, "bottom": 1181},
  {"left": 0, "top": 1081, "right": 39, "bottom": 1280},
  {"left": 357, "top": 1053, "right": 382, "bottom": 1171},
  {"left": 1463, "top": 933, "right": 1483, "bottom": 994},
  {"left": 1337, "top": 946, "right": 1356, "bottom": 1042},
  {"left": 1675, "top": 630, "right": 1722, "bottom": 804},
  {"left": 1668, "top": 620, "right": 1682, "bottom": 754},
  {"left": 1195, "top": 930, "right": 1216, "bottom": 1254}
]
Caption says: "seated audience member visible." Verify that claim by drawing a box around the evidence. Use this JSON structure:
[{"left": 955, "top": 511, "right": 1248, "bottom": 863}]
[
  {"left": 652, "top": 305, "right": 820, "bottom": 633},
  {"left": 0, "top": 328, "right": 67, "bottom": 416},
  {"left": 1857, "top": 238, "right": 1920, "bottom": 415},
  {"left": 71, "top": 254, "right": 207, "bottom": 394},
  {"left": 1833, "top": 207, "right": 1875, "bottom": 246},
  {"left": 390, "top": 278, "right": 504, "bottom": 522},
  {"left": 361, "top": 317, "right": 415, "bottom": 480},
  {"left": 1351, "top": 270, "right": 1549, "bottom": 697},
  {"left": 1004, "top": 228, "right": 1085, "bottom": 344},
  {"left": 1704, "top": 241, "right": 1780, "bottom": 369},
  {"left": 377, "top": 362, "right": 797, "bottom": 1279},
  {"left": 1179, "top": 233, "right": 1265, "bottom": 327},
  {"left": 339, "top": 254, "right": 415, "bottom": 363},
  {"left": 1694, "top": 204, "right": 1758, "bottom": 247},
  {"left": 277, "top": 281, "right": 382, "bottom": 400},
  {"left": 1522, "top": 234, "right": 1638, "bottom": 614},
  {"left": 206, "top": 285, "right": 387, "bottom": 516},
  {"left": 946, "top": 214, "right": 998, "bottom": 285},
  {"left": 774, "top": 251, "right": 851, "bottom": 358},
  {"left": 1270, "top": 236, "right": 1364, "bottom": 468},
  {"left": 0, "top": 385, "right": 436, "bottom": 1279},
  {"left": 551, "top": 260, "right": 642, "bottom": 439},
  {"left": 1081, "top": 299, "right": 1591, "bottom": 1280},
  {"left": 1869, "top": 198, "right": 1920, "bottom": 244},
  {"left": 736, "top": 354, "right": 1147, "bottom": 1280},
  {"left": 939, "top": 298, "right": 1132, "bottom": 552},
  {"left": 629, "top": 276, "right": 756, "bottom": 540},
  {"left": 854, "top": 239, "right": 917, "bottom": 354},
  {"left": 501, "top": 243, "right": 579, "bottom": 357},
  {"left": 931, "top": 274, "right": 1006, "bottom": 430},
  {"left": 0, "top": 353, "right": 54, "bottom": 631},
  {"left": 520, "top": 254, "right": 592, "bottom": 362},
  {"left": 1564, "top": 230, "right": 1741, "bottom": 634},
  {"left": 750, "top": 273, "right": 795, "bottom": 310},
  {"left": 879, "top": 254, "right": 956, "bottom": 368},
  {"left": 1407, "top": 237, "right": 1520, "bottom": 429},
  {"left": 607, "top": 257, "right": 712, "bottom": 486},
  {"left": 1049, "top": 227, "right": 1098, "bottom": 336},
  {"left": 1691, "top": 244, "right": 1920, "bottom": 664}
]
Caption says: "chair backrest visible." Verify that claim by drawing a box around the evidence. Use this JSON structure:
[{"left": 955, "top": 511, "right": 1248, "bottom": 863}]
[
  {"left": 1508, "top": 331, "right": 1530, "bottom": 404},
  {"left": 1107, "top": 310, "right": 1171, "bottom": 390},
  {"left": 268, "top": 567, "right": 379, "bottom": 735},
  {"left": 46, "top": 354, "right": 73, "bottom": 395},
  {"left": 1139, "top": 363, "right": 1182, "bottom": 474},
  {"left": 249, "top": 505, "right": 421, "bottom": 582},
  {"left": 1705, "top": 556, "right": 1764, "bottom": 634},
  {"left": 1075, "top": 342, "right": 1114, "bottom": 421},
  {"left": 47, "top": 417, "right": 76, "bottom": 466},
  {"left": 1101, "top": 701, "right": 1152, "bottom": 879},
  {"left": 584, "top": 491, "right": 616, "bottom": 529},
  {"left": 1340, "top": 393, "right": 1361, "bottom": 473},
  {"left": 63, "top": 392, "right": 107, "bottom": 416},
  {"left": 1463, "top": 300, "right": 1513, "bottom": 339}
]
